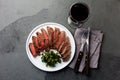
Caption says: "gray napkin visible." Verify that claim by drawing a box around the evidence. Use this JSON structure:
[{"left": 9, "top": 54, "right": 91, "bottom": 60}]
[{"left": 69, "top": 28, "right": 104, "bottom": 72}]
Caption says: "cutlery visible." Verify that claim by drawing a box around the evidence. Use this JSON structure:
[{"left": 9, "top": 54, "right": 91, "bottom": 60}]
[
  {"left": 83, "top": 27, "right": 90, "bottom": 75},
  {"left": 74, "top": 30, "right": 87, "bottom": 73}
]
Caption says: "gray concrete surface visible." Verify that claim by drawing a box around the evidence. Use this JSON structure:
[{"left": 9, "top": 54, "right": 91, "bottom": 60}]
[
  {"left": 0, "top": 0, "right": 120, "bottom": 80},
  {"left": 0, "top": 0, "right": 55, "bottom": 31}
]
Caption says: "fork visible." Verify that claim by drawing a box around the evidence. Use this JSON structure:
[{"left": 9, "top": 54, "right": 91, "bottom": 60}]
[
  {"left": 83, "top": 27, "right": 90, "bottom": 75},
  {"left": 74, "top": 30, "right": 87, "bottom": 73}
]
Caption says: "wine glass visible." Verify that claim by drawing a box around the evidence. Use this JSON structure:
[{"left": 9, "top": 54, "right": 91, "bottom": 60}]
[{"left": 68, "top": 2, "right": 89, "bottom": 28}]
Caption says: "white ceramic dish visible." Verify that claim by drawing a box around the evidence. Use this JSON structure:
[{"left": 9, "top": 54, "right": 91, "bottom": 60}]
[{"left": 26, "top": 22, "right": 75, "bottom": 72}]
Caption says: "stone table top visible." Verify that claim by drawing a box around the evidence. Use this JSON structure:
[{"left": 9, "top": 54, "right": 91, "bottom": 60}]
[{"left": 0, "top": 0, "right": 120, "bottom": 80}]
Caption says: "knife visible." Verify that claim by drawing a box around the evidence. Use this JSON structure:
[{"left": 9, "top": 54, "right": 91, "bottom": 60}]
[
  {"left": 83, "top": 27, "right": 90, "bottom": 75},
  {"left": 74, "top": 31, "right": 86, "bottom": 73}
]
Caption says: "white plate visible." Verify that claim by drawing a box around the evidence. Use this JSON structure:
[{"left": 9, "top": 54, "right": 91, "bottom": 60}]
[{"left": 26, "top": 22, "right": 75, "bottom": 72}]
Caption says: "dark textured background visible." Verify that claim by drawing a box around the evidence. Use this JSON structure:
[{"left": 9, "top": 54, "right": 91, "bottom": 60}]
[{"left": 0, "top": 0, "right": 120, "bottom": 80}]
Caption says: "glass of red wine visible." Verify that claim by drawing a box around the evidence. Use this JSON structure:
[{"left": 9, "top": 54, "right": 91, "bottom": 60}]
[{"left": 68, "top": 2, "right": 89, "bottom": 28}]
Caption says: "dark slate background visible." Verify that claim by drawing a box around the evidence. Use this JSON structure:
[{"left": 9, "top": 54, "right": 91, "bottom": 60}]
[{"left": 0, "top": 0, "right": 120, "bottom": 80}]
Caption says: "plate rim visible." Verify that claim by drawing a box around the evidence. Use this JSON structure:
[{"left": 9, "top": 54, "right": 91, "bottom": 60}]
[{"left": 26, "top": 22, "right": 75, "bottom": 72}]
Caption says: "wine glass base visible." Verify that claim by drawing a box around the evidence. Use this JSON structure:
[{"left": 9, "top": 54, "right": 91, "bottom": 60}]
[{"left": 68, "top": 17, "right": 82, "bottom": 28}]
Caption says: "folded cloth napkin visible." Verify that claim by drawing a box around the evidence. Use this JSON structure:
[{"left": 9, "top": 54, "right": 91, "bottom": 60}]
[{"left": 69, "top": 28, "right": 104, "bottom": 72}]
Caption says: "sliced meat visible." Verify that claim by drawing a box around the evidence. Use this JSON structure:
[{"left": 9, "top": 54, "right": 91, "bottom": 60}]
[
  {"left": 53, "top": 27, "right": 60, "bottom": 48},
  {"left": 61, "top": 44, "right": 71, "bottom": 56},
  {"left": 47, "top": 26, "right": 54, "bottom": 48},
  {"left": 36, "top": 32, "right": 45, "bottom": 50},
  {"left": 41, "top": 28, "right": 49, "bottom": 51},
  {"left": 41, "top": 28, "right": 49, "bottom": 40},
  {"left": 54, "top": 31, "right": 66, "bottom": 50},
  {"left": 62, "top": 46, "right": 71, "bottom": 58},
  {"left": 62, "top": 53, "right": 71, "bottom": 62},
  {"left": 59, "top": 35, "right": 71, "bottom": 62},
  {"left": 30, "top": 27, "right": 71, "bottom": 60},
  {"left": 60, "top": 46, "right": 67, "bottom": 55},
  {"left": 58, "top": 41, "right": 65, "bottom": 52},
  {"left": 32, "top": 36, "right": 40, "bottom": 49},
  {"left": 29, "top": 43, "right": 38, "bottom": 57},
  {"left": 58, "top": 36, "right": 70, "bottom": 53},
  {"left": 36, "top": 32, "right": 41, "bottom": 48},
  {"left": 61, "top": 44, "right": 71, "bottom": 62}
]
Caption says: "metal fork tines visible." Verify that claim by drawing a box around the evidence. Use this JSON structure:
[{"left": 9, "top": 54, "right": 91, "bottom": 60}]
[{"left": 79, "top": 32, "right": 87, "bottom": 51}]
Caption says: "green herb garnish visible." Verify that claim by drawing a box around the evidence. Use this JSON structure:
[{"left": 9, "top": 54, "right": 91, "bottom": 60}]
[{"left": 41, "top": 51, "right": 61, "bottom": 67}]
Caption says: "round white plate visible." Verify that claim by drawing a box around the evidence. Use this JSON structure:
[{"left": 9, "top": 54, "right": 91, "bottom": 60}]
[{"left": 26, "top": 22, "right": 75, "bottom": 72}]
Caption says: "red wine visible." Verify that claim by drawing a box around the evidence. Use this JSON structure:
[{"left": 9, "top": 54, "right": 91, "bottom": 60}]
[{"left": 70, "top": 3, "right": 89, "bottom": 22}]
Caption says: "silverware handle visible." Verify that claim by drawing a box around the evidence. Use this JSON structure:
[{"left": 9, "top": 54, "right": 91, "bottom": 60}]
[
  {"left": 74, "top": 51, "right": 84, "bottom": 73},
  {"left": 83, "top": 52, "right": 89, "bottom": 75}
]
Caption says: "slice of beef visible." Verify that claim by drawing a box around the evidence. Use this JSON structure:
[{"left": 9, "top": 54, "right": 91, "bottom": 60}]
[
  {"left": 58, "top": 36, "right": 70, "bottom": 53},
  {"left": 58, "top": 41, "right": 65, "bottom": 52},
  {"left": 61, "top": 45, "right": 71, "bottom": 62},
  {"left": 53, "top": 27, "right": 60, "bottom": 49},
  {"left": 61, "top": 44, "right": 71, "bottom": 56},
  {"left": 62, "top": 45, "right": 71, "bottom": 58},
  {"left": 62, "top": 53, "right": 71, "bottom": 62},
  {"left": 36, "top": 32, "right": 45, "bottom": 50},
  {"left": 32, "top": 36, "right": 40, "bottom": 49},
  {"left": 47, "top": 26, "right": 54, "bottom": 48},
  {"left": 29, "top": 43, "right": 38, "bottom": 57},
  {"left": 41, "top": 28, "right": 50, "bottom": 51},
  {"left": 54, "top": 31, "right": 66, "bottom": 50}
]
